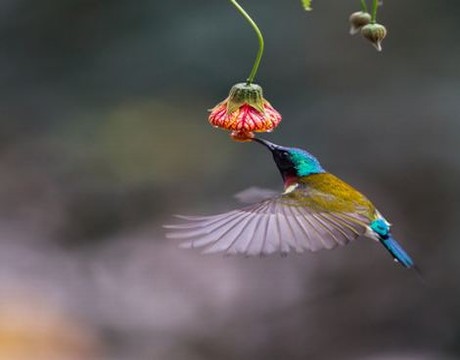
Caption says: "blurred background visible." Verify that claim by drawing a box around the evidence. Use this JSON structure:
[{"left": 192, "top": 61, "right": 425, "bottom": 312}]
[{"left": 0, "top": 0, "right": 459, "bottom": 359}]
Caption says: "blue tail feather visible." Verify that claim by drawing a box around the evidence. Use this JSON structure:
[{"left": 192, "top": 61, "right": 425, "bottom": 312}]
[
  {"left": 381, "top": 236, "right": 414, "bottom": 268},
  {"left": 370, "top": 218, "right": 415, "bottom": 268}
]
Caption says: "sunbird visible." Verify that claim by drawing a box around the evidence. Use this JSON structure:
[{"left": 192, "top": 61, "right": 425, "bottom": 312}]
[{"left": 166, "top": 138, "right": 416, "bottom": 269}]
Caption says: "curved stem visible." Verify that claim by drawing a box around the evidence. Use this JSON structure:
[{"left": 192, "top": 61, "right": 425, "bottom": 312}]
[
  {"left": 371, "top": 0, "right": 378, "bottom": 23},
  {"left": 360, "top": 0, "right": 368, "bottom": 13},
  {"left": 229, "top": 0, "right": 264, "bottom": 84}
]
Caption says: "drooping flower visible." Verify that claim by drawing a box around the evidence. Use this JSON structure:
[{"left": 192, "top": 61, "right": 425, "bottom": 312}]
[
  {"left": 349, "top": 11, "right": 371, "bottom": 35},
  {"left": 361, "top": 23, "right": 387, "bottom": 52},
  {"left": 208, "top": 83, "right": 282, "bottom": 142}
]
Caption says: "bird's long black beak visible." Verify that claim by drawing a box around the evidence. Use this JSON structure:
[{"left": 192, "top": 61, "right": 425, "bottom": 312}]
[{"left": 251, "top": 137, "right": 278, "bottom": 151}]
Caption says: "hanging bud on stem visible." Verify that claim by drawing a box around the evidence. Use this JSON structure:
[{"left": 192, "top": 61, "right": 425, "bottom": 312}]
[
  {"left": 361, "top": 23, "right": 387, "bottom": 51},
  {"left": 349, "top": 11, "right": 372, "bottom": 35}
]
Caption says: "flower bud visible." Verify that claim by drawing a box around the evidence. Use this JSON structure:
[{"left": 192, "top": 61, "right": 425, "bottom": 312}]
[
  {"left": 361, "top": 23, "right": 387, "bottom": 51},
  {"left": 349, "top": 11, "right": 371, "bottom": 35}
]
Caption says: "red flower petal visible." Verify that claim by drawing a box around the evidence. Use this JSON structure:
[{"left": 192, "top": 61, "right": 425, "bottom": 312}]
[{"left": 209, "top": 101, "right": 281, "bottom": 133}]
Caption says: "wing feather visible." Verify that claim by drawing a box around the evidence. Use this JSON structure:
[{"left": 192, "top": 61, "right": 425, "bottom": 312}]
[
  {"left": 166, "top": 211, "right": 244, "bottom": 240},
  {"left": 165, "top": 185, "right": 372, "bottom": 256},
  {"left": 230, "top": 210, "right": 264, "bottom": 255},
  {"left": 311, "top": 213, "right": 342, "bottom": 248},
  {"left": 202, "top": 214, "right": 250, "bottom": 254},
  {"left": 297, "top": 208, "right": 333, "bottom": 251},
  {"left": 165, "top": 211, "right": 241, "bottom": 232},
  {"left": 317, "top": 213, "right": 351, "bottom": 246},
  {"left": 264, "top": 205, "right": 280, "bottom": 255},
  {"left": 321, "top": 213, "right": 365, "bottom": 244},
  {"left": 243, "top": 217, "right": 264, "bottom": 255},
  {"left": 275, "top": 202, "right": 291, "bottom": 255},
  {"left": 256, "top": 208, "right": 271, "bottom": 255},
  {"left": 182, "top": 212, "right": 248, "bottom": 249},
  {"left": 289, "top": 206, "right": 315, "bottom": 251},
  {"left": 282, "top": 205, "right": 306, "bottom": 253}
]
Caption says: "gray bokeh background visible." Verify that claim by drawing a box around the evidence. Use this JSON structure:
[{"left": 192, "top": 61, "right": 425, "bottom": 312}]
[{"left": 0, "top": 1, "right": 459, "bottom": 359}]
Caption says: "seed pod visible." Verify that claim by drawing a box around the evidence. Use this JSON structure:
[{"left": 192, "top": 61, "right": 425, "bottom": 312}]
[
  {"left": 361, "top": 23, "right": 387, "bottom": 51},
  {"left": 349, "top": 11, "right": 371, "bottom": 35}
]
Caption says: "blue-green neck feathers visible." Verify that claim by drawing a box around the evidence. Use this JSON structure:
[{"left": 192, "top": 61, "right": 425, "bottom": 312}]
[{"left": 288, "top": 148, "right": 325, "bottom": 177}]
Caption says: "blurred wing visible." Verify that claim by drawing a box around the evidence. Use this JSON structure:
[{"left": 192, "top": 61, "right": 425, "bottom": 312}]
[
  {"left": 234, "top": 187, "right": 279, "bottom": 204},
  {"left": 165, "top": 196, "right": 369, "bottom": 256}
]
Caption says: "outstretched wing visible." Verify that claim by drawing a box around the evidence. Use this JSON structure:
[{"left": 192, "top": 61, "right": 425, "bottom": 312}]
[{"left": 165, "top": 189, "right": 371, "bottom": 256}]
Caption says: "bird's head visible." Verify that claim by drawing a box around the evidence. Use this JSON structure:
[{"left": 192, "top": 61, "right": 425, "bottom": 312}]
[{"left": 252, "top": 138, "right": 325, "bottom": 182}]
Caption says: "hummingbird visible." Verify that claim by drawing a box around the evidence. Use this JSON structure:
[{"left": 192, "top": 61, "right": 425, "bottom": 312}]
[{"left": 165, "top": 138, "right": 416, "bottom": 269}]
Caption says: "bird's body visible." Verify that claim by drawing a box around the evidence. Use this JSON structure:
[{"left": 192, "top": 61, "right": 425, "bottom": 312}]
[
  {"left": 284, "top": 173, "right": 375, "bottom": 215},
  {"left": 166, "top": 138, "right": 415, "bottom": 269}
]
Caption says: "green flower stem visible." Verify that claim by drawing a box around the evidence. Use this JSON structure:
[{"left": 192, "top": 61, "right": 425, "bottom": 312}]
[
  {"left": 371, "top": 0, "right": 378, "bottom": 23},
  {"left": 360, "top": 0, "right": 368, "bottom": 13},
  {"left": 229, "top": 0, "right": 264, "bottom": 84}
]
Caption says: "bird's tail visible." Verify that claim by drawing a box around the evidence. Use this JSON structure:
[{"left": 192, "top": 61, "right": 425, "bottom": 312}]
[{"left": 381, "top": 235, "right": 414, "bottom": 268}]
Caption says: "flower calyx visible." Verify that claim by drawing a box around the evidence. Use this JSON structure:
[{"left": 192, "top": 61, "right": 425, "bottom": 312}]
[{"left": 226, "top": 82, "right": 265, "bottom": 115}]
